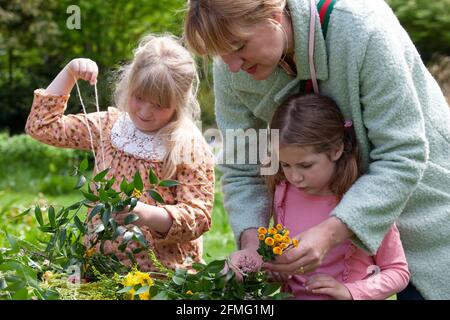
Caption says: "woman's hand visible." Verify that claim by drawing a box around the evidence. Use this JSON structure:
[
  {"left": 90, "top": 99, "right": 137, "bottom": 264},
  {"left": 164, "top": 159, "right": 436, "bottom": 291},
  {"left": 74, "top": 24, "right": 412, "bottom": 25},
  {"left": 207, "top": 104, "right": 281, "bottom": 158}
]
[
  {"left": 266, "top": 270, "right": 291, "bottom": 283},
  {"left": 305, "top": 274, "right": 352, "bottom": 300},
  {"left": 263, "top": 217, "right": 352, "bottom": 275},
  {"left": 66, "top": 58, "right": 98, "bottom": 85}
]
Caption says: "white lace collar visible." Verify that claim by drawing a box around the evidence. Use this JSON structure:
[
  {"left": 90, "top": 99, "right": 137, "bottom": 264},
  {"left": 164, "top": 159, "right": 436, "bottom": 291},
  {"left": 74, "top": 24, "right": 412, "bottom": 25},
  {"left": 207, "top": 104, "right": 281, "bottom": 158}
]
[{"left": 110, "top": 112, "right": 167, "bottom": 161}]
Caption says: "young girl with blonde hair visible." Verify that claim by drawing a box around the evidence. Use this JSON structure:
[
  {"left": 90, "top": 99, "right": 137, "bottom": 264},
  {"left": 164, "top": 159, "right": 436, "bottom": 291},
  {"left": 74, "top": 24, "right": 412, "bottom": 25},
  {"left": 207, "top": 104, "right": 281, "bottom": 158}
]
[
  {"left": 264, "top": 94, "right": 409, "bottom": 300},
  {"left": 25, "top": 34, "right": 215, "bottom": 271}
]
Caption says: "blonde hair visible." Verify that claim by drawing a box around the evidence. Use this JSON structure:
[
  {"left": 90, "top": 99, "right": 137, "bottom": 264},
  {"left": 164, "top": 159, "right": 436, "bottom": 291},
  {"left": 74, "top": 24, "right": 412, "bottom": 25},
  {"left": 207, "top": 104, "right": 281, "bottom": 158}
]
[
  {"left": 114, "top": 33, "right": 211, "bottom": 179},
  {"left": 184, "top": 0, "right": 286, "bottom": 56}
]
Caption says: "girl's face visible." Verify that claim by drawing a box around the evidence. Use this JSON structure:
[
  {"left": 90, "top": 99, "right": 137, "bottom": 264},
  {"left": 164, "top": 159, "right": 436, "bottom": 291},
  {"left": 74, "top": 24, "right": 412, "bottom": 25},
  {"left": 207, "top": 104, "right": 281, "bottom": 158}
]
[
  {"left": 219, "top": 18, "right": 286, "bottom": 80},
  {"left": 278, "top": 144, "right": 343, "bottom": 196},
  {"left": 128, "top": 95, "right": 176, "bottom": 133}
]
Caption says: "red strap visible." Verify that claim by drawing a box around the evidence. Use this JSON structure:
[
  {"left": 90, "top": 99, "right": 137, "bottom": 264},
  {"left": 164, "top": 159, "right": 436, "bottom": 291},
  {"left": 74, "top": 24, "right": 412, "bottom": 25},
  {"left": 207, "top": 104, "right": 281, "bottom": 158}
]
[{"left": 319, "top": 0, "right": 333, "bottom": 24}]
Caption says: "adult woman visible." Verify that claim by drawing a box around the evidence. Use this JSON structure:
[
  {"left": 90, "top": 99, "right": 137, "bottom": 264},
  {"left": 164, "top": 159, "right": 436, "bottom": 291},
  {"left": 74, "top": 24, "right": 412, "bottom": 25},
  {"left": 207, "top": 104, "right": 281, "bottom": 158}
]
[{"left": 184, "top": 0, "right": 450, "bottom": 299}]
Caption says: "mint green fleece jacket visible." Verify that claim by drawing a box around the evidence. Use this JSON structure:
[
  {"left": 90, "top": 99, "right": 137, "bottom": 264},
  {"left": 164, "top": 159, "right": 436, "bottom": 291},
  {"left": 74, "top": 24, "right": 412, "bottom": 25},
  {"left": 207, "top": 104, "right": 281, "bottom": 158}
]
[{"left": 213, "top": 0, "right": 450, "bottom": 299}]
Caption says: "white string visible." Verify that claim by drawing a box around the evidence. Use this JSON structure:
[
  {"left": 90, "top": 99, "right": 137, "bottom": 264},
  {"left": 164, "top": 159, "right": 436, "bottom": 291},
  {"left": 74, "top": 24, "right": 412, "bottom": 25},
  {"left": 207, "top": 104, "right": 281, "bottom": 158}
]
[
  {"left": 74, "top": 79, "right": 99, "bottom": 172},
  {"left": 94, "top": 84, "right": 106, "bottom": 170},
  {"left": 309, "top": 0, "right": 319, "bottom": 94}
]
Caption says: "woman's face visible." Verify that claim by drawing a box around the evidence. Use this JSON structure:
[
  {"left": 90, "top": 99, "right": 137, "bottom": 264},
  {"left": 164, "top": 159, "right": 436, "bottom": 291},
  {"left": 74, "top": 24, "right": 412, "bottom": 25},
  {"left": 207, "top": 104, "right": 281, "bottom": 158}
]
[{"left": 219, "top": 19, "right": 286, "bottom": 80}]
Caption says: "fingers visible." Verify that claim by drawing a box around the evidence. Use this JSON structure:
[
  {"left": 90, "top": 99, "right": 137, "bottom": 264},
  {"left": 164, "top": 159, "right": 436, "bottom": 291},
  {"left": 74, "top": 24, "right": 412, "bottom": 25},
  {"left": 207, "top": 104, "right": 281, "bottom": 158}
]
[{"left": 68, "top": 58, "right": 98, "bottom": 85}]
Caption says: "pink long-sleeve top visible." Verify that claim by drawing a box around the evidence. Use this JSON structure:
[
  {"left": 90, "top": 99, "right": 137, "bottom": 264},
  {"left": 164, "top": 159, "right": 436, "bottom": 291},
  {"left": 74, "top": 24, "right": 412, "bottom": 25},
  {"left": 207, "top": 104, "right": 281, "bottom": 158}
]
[{"left": 274, "top": 181, "right": 410, "bottom": 300}]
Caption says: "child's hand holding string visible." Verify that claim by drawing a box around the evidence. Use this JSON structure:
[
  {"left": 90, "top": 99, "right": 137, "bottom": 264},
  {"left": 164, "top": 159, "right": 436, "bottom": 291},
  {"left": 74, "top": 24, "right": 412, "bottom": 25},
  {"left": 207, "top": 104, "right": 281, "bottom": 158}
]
[
  {"left": 46, "top": 58, "right": 98, "bottom": 95},
  {"left": 66, "top": 58, "right": 98, "bottom": 85}
]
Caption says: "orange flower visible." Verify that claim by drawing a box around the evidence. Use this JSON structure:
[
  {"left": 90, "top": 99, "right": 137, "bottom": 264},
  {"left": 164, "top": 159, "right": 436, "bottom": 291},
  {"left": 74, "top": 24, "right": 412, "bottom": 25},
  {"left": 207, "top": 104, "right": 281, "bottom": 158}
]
[
  {"left": 280, "top": 242, "right": 288, "bottom": 249},
  {"left": 265, "top": 237, "right": 275, "bottom": 246},
  {"left": 276, "top": 224, "right": 283, "bottom": 230},
  {"left": 292, "top": 238, "right": 299, "bottom": 247},
  {"left": 268, "top": 227, "right": 277, "bottom": 235},
  {"left": 283, "top": 236, "right": 291, "bottom": 243},
  {"left": 273, "top": 246, "right": 283, "bottom": 255},
  {"left": 273, "top": 234, "right": 283, "bottom": 242},
  {"left": 258, "top": 234, "right": 266, "bottom": 241},
  {"left": 258, "top": 227, "right": 267, "bottom": 234}
]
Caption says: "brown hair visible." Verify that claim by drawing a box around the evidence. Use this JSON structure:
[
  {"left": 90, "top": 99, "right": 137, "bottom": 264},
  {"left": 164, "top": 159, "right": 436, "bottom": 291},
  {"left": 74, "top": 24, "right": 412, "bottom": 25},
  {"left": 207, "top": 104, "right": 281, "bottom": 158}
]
[
  {"left": 266, "top": 94, "right": 362, "bottom": 210},
  {"left": 183, "top": 0, "right": 286, "bottom": 56}
]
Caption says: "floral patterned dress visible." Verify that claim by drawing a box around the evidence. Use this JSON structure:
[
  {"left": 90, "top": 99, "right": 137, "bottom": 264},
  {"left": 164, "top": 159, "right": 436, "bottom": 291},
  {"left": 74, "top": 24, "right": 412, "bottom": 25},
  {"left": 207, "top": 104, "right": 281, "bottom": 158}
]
[{"left": 26, "top": 89, "right": 215, "bottom": 271}]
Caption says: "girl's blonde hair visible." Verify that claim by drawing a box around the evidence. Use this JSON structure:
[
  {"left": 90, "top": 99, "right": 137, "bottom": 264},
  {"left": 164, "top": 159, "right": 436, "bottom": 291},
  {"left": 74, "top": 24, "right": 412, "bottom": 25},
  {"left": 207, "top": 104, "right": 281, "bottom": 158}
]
[
  {"left": 184, "top": 0, "right": 286, "bottom": 56},
  {"left": 114, "top": 34, "right": 211, "bottom": 179},
  {"left": 266, "top": 94, "right": 362, "bottom": 215}
]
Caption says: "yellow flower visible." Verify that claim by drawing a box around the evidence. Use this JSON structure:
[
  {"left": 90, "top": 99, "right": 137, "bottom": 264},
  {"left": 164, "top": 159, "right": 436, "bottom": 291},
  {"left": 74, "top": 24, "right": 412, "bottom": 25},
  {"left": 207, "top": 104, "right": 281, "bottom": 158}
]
[
  {"left": 273, "top": 234, "right": 283, "bottom": 242},
  {"left": 268, "top": 227, "right": 277, "bottom": 235},
  {"left": 258, "top": 234, "right": 266, "bottom": 241},
  {"left": 132, "top": 188, "right": 142, "bottom": 199},
  {"left": 280, "top": 242, "right": 288, "bottom": 249},
  {"left": 292, "top": 238, "right": 299, "bottom": 247},
  {"left": 273, "top": 246, "right": 283, "bottom": 255},
  {"left": 283, "top": 236, "right": 291, "bottom": 244},
  {"left": 186, "top": 290, "right": 194, "bottom": 295},
  {"left": 128, "top": 288, "right": 136, "bottom": 300},
  {"left": 84, "top": 247, "right": 96, "bottom": 258},
  {"left": 258, "top": 227, "right": 267, "bottom": 234},
  {"left": 276, "top": 224, "right": 283, "bottom": 230},
  {"left": 139, "top": 292, "right": 150, "bottom": 300},
  {"left": 43, "top": 271, "right": 54, "bottom": 281},
  {"left": 135, "top": 271, "right": 154, "bottom": 286},
  {"left": 265, "top": 237, "right": 275, "bottom": 246}
]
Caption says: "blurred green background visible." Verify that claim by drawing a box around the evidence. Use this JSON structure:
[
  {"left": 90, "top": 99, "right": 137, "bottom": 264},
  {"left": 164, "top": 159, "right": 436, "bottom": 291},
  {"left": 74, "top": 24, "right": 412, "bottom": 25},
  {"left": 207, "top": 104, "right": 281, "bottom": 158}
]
[{"left": 0, "top": 0, "right": 449, "bottom": 262}]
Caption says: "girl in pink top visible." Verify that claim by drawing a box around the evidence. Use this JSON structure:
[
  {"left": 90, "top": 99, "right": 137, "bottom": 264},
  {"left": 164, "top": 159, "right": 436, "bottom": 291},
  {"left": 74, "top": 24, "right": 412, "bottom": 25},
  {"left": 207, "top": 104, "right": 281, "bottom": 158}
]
[{"left": 264, "top": 94, "right": 410, "bottom": 300}]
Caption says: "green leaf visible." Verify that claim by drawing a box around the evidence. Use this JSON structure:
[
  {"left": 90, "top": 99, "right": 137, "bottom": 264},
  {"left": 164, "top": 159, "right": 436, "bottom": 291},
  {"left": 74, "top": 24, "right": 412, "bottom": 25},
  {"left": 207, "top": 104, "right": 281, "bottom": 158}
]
[
  {"left": 48, "top": 206, "right": 56, "bottom": 228},
  {"left": 124, "top": 213, "right": 139, "bottom": 225},
  {"left": 262, "top": 283, "right": 282, "bottom": 296},
  {"left": 123, "top": 231, "right": 133, "bottom": 242},
  {"left": 10, "top": 208, "right": 31, "bottom": 220},
  {"left": 158, "top": 180, "right": 180, "bottom": 188},
  {"left": 147, "top": 189, "right": 164, "bottom": 204},
  {"left": 93, "top": 168, "right": 110, "bottom": 182},
  {"left": 205, "top": 259, "right": 226, "bottom": 274},
  {"left": 133, "top": 172, "right": 144, "bottom": 191},
  {"left": 79, "top": 158, "right": 89, "bottom": 172},
  {"left": 81, "top": 191, "right": 99, "bottom": 202},
  {"left": 117, "top": 286, "right": 133, "bottom": 294},
  {"left": 120, "top": 178, "right": 128, "bottom": 193},
  {"left": 12, "top": 288, "right": 29, "bottom": 300},
  {"left": 113, "top": 226, "right": 127, "bottom": 239},
  {"left": 6, "top": 233, "right": 19, "bottom": 252},
  {"left": 125, "top": 182, "right": 135, "bottom": 196},
  {"left": 38, "top": 226, "right": 55, "bottom": 233},
  {"left": 59, "top": 229, "right": 67, "bottom": 248},
  {"left": 129, "top": 198, "right": 138, "bottom": 211},
  {"left": 135, "top": 285, "right": 150, "bottom": 295},
  {"left": 88, "top": 203, "right": 105, "bottom": 221},
  {"left": 74, "top": 216, "right": 86, "bottom": 234},
  {"left": 93, "top": 223, "right": 105, "bottom": 234},
  {"left": 75, "top": 175, "right": 86, "bottom": 189},
  {"left": 172, "top": 274, "right": 186, "bottom": 286},
  {"left": 34, "top": 206, "right": 44, "bottom": 226},
  {"left": 102, "top": 208, "right": 111, "bottom": 227},
  {"left": 148, "top": 167, "right": 159, "bottom": 185}
]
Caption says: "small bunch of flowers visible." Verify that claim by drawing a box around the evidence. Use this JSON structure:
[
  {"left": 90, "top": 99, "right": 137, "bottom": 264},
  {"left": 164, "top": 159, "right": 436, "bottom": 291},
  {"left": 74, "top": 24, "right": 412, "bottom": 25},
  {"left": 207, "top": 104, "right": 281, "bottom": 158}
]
[
  {"left": 118, "top": 268, "right": 154, "bottom": 300},
  {"left": 257, "top": 224, "right": 299, "bottom": 262}
]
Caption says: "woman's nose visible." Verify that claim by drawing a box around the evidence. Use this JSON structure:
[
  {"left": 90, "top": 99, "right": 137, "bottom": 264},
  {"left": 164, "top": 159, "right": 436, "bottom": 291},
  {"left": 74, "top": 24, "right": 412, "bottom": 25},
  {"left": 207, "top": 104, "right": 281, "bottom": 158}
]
[{"left": 221, "top": 53, "right": 244, "bottom": 73}]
